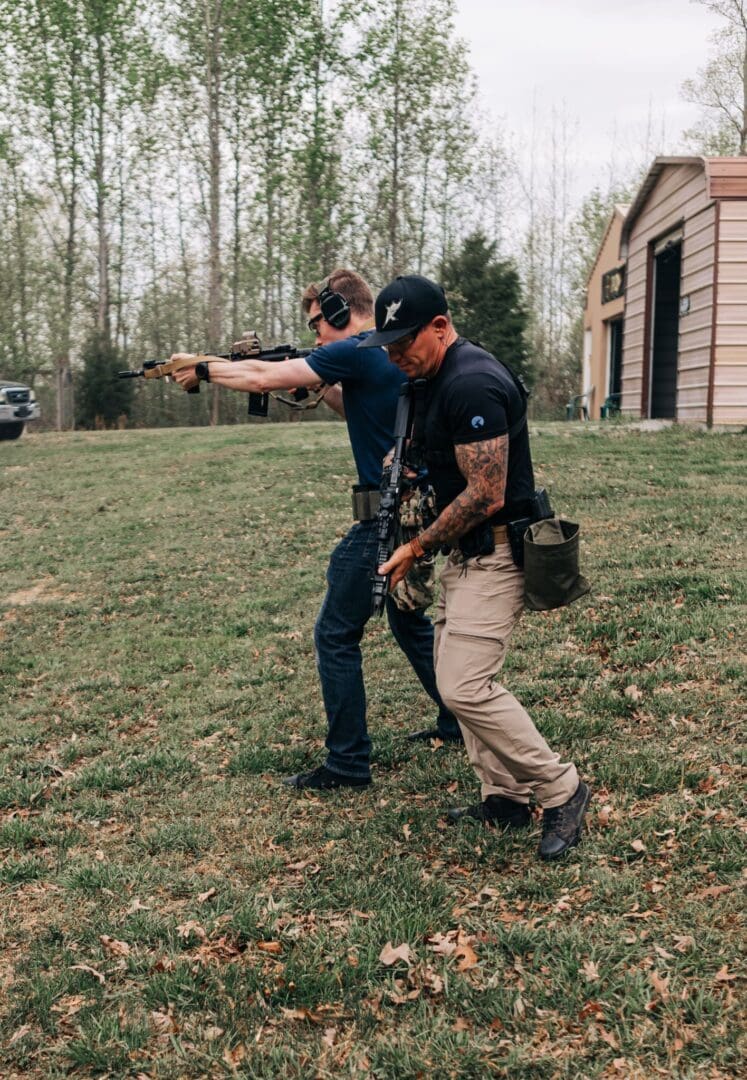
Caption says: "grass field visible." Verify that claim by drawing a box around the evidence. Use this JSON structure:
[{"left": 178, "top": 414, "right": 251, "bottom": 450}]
[{"left": 1, "top": 421, "right": 745, "bottom": 1079}]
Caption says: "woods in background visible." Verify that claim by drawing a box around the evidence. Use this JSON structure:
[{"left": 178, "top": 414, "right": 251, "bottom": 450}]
[{"left": 0, "top": 0, "right": 744, "bottom": 429}]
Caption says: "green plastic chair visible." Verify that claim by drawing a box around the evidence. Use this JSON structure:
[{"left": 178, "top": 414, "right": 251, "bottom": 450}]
[{"left": 600, "top": 393, "right": 621, "bottom": 419}]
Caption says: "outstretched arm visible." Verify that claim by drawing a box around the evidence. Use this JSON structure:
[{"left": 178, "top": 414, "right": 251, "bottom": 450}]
[
  {"left": 171, "top": 354, "right": 324, "bottom": 394},
  {"left": 378, "top": 433, "right": 508, "bottom": 589}
]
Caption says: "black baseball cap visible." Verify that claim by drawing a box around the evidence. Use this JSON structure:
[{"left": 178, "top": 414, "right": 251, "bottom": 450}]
[{"left": 357, "top": 274, "right": 448, "bottom": 348}]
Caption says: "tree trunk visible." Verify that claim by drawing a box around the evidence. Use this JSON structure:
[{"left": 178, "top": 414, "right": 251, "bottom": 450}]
[{"left": 205, "top": 0, "right": 223, "bottom": 426}]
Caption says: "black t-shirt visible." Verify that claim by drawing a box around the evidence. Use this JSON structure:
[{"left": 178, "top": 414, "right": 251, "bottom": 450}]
[{"left": 416, "top": 338, "right": 535, "bottom": 525}]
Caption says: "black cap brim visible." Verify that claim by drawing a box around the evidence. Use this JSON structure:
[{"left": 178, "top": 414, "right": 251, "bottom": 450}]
[{"left": 357, "top": 324, "right": 420, "bottom": 349}]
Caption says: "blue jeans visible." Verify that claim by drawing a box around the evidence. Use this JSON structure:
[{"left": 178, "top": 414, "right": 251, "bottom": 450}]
[{"left": 313, "top": 521, "right": 460, "bottom": 779}]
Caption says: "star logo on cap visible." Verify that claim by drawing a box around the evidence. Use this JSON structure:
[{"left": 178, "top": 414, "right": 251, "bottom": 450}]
[{"left": 382, "top": 299, "right": 403, "bottom": 328}]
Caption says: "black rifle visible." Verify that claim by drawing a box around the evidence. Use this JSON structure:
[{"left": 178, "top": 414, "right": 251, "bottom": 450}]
[
  {"left": 117, "top": 332, "right": 315, "bottom": 417},
  {"left": 371, "top": 379, "right": 426, "bottom": 616}
]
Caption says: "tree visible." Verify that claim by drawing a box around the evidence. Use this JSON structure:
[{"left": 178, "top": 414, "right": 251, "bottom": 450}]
[
  {"left": 440, "top": 232, "right": 529, "bottom": 381},
  {"left": 76, "top": 332, "right": 132, "bottom": 427},
  {"left": 683, "top": 0, "right": 747, "bottom": 154}
]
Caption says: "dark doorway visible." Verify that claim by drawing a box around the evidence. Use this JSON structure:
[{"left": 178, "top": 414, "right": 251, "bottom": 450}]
[
  {"left": 649, "top": 242, "right": 681, "bottom": 419},
  {"left": 608, "top": 318, "right": 623, "bottom": 398}
]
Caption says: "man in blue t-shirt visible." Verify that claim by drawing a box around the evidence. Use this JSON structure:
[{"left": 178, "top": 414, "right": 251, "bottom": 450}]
[{"left": 170, "top": 268, "right": 460, "bottom": 788}]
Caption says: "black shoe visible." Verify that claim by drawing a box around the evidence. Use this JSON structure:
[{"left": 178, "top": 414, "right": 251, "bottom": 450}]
[
  {"left": 282, "top": 764, "right": 371, "bottom": 791},
  {"left": 538, "top": 781, "right": 591, "bottom": 861},
  {"left": 447, "top": 794, "right": 531, "bottom": 829},
  {"left": 407, "top": 727, "right": 464, "bottom": 745}
]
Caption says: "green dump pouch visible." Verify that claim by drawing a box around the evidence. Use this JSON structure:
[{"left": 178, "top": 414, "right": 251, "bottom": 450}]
[{"left": 523, "top": 518, "right": 590, "bottom": 612}]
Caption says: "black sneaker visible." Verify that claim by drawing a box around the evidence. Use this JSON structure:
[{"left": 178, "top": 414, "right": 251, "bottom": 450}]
[
  {"left": 407, "top": 727, "right": 464, "bottom": 745},
  {"left": 538, "top": 781, "right": 591, "bottom": 861},
  {"left": 447, "top": 795, "right": 531, "bottom": 829},
  {"left": 282, "top": 764, "right": 371, "bottom": 791}
]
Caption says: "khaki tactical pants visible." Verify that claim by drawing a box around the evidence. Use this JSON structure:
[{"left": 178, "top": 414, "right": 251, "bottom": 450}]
[{"left": 434, "top": 544, "right": 578, "bottom": 809}]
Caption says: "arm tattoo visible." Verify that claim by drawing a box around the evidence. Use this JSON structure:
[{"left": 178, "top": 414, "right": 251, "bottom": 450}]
[{"left": 420, "top": 434, "right": 508, "bottom": 549}]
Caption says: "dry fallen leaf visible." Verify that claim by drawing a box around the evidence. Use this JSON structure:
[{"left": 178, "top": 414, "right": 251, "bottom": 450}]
[
  {"left": 256, "top": 941, "right": 283, "bottom": 955},
  {"left": 402, "top": 824, "right": 412, "bottom": 841},
  {"left": 455, "top": 944, "right": 479, "bottom": 971},
  {"left": 8, "top": 1024, "right": 32, "bottom": 1046},
  {"left": 624, "top": 684, "right": 643, "bottom": 703},
  {"left": 714, "top": 965, "right": 736, "bottom": 983},
  {"left": 281, "top": 1006, "right": 323, "bottom": 1023},
  {"left": 100, "top": 935, "right": 130, "bottom": 957},
  {"left": 197, "top": 887, "right": 217, "bottom": 903},
  {"left": 379, "top": 941, "right": 414, "bottom": 967},
  {"left": 223, "top": 1044, "right": 247, "bottom": 1070},
  {"left": 649, "top": 970, "right": 670, "bottom": 1000},
  {"left": 673, "top": 935, "right": 695, "bottom": 953},
  {"left": 630, "top": 839, "right": 646, "bottom": 853},
  {"left": 582, "top": 959, "right": 601, "bottom": 982},
  {"left": 70, "top": 963, "right": 105, "bottom": 984}
]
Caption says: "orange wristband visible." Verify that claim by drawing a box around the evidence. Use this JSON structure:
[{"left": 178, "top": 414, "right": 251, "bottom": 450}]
[{"left": 409, "top": 535, "right": 426, "bottom": 559}]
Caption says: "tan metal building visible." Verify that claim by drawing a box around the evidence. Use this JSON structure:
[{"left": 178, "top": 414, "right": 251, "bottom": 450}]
[{"left": 582, "top": 156, "right": 747, "bottom": 425}]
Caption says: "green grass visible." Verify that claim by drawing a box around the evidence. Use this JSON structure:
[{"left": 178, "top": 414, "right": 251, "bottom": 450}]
[{"left": 0, "top": 421, "right": 744, "bottom": 1079}]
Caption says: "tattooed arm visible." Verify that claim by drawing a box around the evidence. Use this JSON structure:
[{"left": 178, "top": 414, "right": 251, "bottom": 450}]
[
  {"left": 419, "top": 434, "right": 508, "bottom": 549},
  {"left": 378, "top": 433, "right": 508, "bottom": 588}
]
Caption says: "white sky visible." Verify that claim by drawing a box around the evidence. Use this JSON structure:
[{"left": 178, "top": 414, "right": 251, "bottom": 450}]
[{"left": 453, "top": 0, "right": 724, "bottom": 193}]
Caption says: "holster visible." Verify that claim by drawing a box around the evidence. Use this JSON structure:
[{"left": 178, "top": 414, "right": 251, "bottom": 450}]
[{"left": 456, "top": 520, "right": 496, "bottom": 560}]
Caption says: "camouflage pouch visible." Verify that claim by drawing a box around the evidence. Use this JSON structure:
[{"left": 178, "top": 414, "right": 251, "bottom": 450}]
[{"left": 390, "top": 485, "right": 437, "bottom": 612}]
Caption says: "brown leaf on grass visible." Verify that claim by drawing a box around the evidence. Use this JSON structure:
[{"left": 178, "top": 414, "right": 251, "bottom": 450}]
[
  {"left": 100, "top": 935, "right": 130, "bottom": 957},
  {"left": 177, "top": 920, "right": 207, "bottom": 941},
  {"left": 223, "top": 1044, "right": 247, "bottom": 1070},
  {"left": 695, "top": 885, "right": 731, "bottom": 900},
  {"left": 714, "top": 965, "right": 737, "bottom": 983},
  {"left": 649, "top": 970, "right": 670, "bottom": 1000},
  {"left": 597, "top": 804, "right": 613, "bottom": 827},
  {"left": 598, "top": 1027, "right": 619, "bottom": 1049},
  {"left": 455, "top": 944, "right": 479, "bottom": 971},
  {"left": 152, "top": 955, "right": 176, "bottom": 972},
  {"left": 402, "top": 823, "right": 412, "bottom": 841},
  {"left": 322, "top": 1026, "right": 337, "bottom": 1048},
  {"left": 379, "top": 941, "right": 414, "bottom": 967},
  {"left": 428, "top": 932, "right": 457, "bottom": 956},
  {"left": 624, "top": 684, "right": 643, "bottom": 703},
  {"left": 654, "top": 945, "right": 675, "bottom": 961},
  {"left": 197, "top": 887, "right": 217, "bottom": 903},
  {"left": 50, "top": 995, "right": 86, "bottom": 1017},
  {"left": 70, "top": 963, "right": 105, "bottom": 984},
  {"left": 281, "top": 1006, "right": 324, "bottom": 1023},
  {"left": 150, "top": 1009, "right": 179, "bottom": 1034},
  {"left": 630, "top": 839, "right": 646, "bottom": 853},
  {"left": 204, "top": 1025, "right": 224, "bottom": 1040},
  {"left": 452, "top": 1017, "right": 473, "bottom": 1032},
  {"left": 578, "top": 1000, "right": 604, "bottom": 1019},
  {"left": 673, "top": 935, "right": 695, "bottom": 953},
  {"left": 256, "top": 940, "right": 283, "bottom": 955},
  {"left": 582, "top": 959, "right": 601, "bottom": 982},
  {"left": 8, "top": 1024, "right": 32, "bottom": 1046}
]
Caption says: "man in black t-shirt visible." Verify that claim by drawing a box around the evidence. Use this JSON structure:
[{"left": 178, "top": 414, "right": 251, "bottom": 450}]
[{"left": 362, "top": 275, "right": 591, "bottom": 861}]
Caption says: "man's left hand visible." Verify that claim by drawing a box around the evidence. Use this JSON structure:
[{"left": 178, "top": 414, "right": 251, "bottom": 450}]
[{"left": 378, "top": 543, "right": 416, "bottom": 590}]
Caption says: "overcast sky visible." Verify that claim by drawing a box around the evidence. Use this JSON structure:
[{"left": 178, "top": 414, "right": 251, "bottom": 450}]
[{"left": 452, "top": 0, "right": 724, "bottom": 194}]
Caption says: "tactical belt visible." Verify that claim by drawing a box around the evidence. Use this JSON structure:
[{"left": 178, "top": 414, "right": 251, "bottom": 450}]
[{"left": 352, "top": 486, "right": 381, "bottom": 522}]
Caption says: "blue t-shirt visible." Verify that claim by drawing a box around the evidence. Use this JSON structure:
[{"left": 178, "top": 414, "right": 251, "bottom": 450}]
[{"left": 306, "top": 330, "right": 406, "bottom": 486}]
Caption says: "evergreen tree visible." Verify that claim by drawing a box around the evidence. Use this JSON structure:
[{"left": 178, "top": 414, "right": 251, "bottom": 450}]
[
  {"left": 76, "top": 333, "right": 132, "bottom": 427},
  {"left": 440, "top": 232, "right": 530, "bottom": 381}
]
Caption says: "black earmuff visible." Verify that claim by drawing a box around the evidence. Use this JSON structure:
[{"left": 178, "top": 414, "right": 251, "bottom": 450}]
[{"left": 318, "top": 279, "right": 351, "bottom": 330}]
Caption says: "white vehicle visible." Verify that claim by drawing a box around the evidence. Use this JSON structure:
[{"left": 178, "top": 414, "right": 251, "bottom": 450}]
[{"left": 0, "top": 380, "right": 41, "bottom": 440}]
